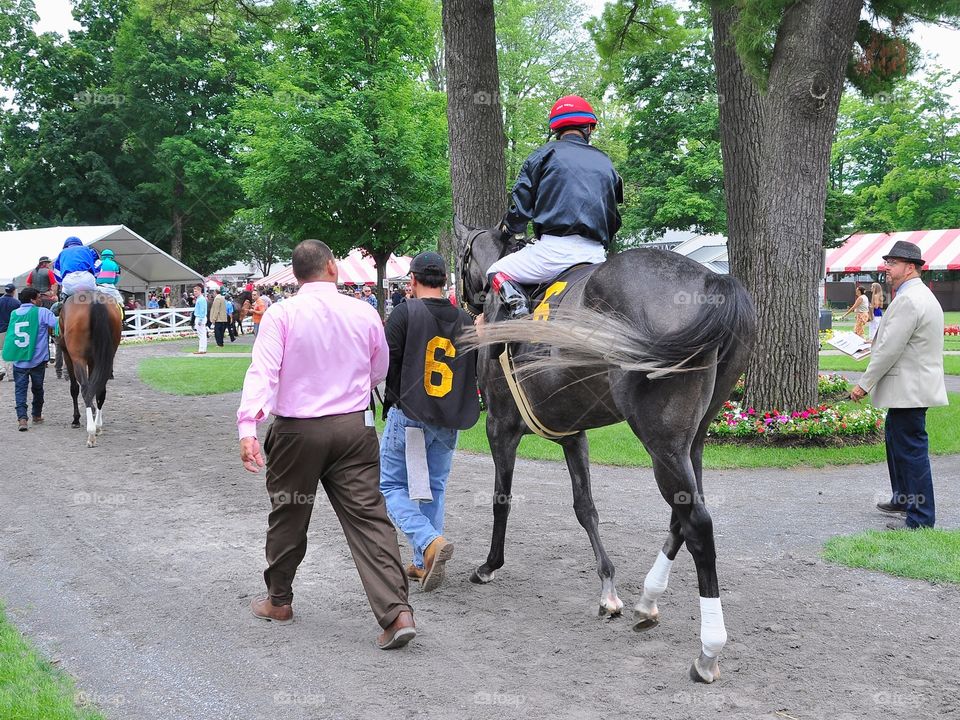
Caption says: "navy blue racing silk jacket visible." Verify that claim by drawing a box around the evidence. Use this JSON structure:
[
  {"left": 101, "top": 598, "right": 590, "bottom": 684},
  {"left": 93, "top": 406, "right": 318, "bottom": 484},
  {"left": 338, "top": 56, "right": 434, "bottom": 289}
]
[{"left": 504, "top": 134, "right": 623, "bottom": 249}]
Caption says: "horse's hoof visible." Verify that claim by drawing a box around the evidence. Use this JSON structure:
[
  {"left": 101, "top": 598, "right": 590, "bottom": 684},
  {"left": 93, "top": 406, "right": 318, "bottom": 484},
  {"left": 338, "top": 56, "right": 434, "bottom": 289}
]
[
  {"left": 632, "top": 607, "right": 660, "bottom": 632},
  {"left": 96, "top": 427, "right": 103, "bottom": 436},
  {"left": 598, "top": 593, "right": 624, "bottom": 618},
  {"left": 71, "top": 421, "right": 81, "bottom": 428},
  {"left": 86, "top": 440, "right": 95, "bottom": 448},
  {"left": 689, "top": 652, "right": 720, "bottom": 683},
  {"left": 469, "top": 567, "right": 495, "bottom": 584}
]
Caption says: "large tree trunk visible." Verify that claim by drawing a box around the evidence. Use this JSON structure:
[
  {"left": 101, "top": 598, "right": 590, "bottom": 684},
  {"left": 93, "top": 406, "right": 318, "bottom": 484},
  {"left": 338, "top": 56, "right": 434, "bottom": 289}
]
[
  {"left": 371, "top": 250, "right": 389, "bottom": 320},
  {"left": 171, "top": 209, "right": 184, "bottom": 260},
  {"left": 442, "top": 0, "right": 507, "bottom": 228},
  {"left": 711, "top": 5, "right": 763, "bottom": 290},
  {"left": 713, "top": 0, "right": 863, "bottom": 412}
]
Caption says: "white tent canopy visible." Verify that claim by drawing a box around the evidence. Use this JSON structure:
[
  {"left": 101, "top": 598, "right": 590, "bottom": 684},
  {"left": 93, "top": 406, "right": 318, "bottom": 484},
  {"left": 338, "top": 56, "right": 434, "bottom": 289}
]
[{"left": 0, "top": 225, "right": 204, "bottom": 292}]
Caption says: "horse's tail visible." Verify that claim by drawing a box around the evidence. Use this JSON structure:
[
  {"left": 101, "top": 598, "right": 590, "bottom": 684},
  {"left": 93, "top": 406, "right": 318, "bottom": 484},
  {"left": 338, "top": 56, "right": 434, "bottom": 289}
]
[
  {"left": 462, "top": 273, "right": 756, "bottom": 379},
  {"left": 87, "top": 299, "right": 117, "bottom": 395}
]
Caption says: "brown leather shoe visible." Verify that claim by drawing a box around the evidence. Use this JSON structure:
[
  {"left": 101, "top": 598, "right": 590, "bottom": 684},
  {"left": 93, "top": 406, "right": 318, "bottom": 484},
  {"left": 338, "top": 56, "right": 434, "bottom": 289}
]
[
  {"left": 250, "top": 596, "right": 293, "bottom": 624},
  {"left": 377, "top": 610, "right": 416, "bottom": 649},
  {"left": 32, "top": 416, "right": 43, "bottom": 424},
  {"left": 406, "top": 563, "right": 425, "bottom": 581},
  {"left": 421, "top": 536, "right": 454, "bottom": 592},
  {"left": 17, "top": 418, "right": 28, "bottom": 432}
]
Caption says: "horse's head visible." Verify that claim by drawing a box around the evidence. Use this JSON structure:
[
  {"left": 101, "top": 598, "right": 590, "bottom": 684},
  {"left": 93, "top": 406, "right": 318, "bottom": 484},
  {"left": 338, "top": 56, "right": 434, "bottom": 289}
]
[{"left": 453, "top": 217, "right": 525, "bottom": 317}]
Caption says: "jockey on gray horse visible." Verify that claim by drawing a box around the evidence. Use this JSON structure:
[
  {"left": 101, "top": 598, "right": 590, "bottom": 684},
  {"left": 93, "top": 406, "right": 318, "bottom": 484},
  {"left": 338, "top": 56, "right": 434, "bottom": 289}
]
[{"left": 486, "top": 94, "right": 623, "bottom": 320}]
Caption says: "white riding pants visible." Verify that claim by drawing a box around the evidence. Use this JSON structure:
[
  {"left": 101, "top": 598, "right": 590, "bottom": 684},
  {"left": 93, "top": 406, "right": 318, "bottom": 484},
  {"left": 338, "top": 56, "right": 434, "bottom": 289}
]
[
  {"left": 486, "top": 234, "right": 606, "bottom": 285},
  {"left": 61, "top": 271, "right": 97, "bottom": 296}
]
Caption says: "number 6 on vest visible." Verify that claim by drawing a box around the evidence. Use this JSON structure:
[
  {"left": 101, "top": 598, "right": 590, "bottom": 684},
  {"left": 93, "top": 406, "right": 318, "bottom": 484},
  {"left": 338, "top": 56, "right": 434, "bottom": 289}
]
[{"left": 423, "top": 336, "right": 455, "bottom": 397}]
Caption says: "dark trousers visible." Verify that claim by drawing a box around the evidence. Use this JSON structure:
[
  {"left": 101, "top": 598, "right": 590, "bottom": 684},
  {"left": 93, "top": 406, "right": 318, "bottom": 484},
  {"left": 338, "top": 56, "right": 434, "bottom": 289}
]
[
  {"left": 226, "top": 316, "right": 237, "bottom": 341},
  {"left": 213, "top": 321, "right": 228, "bottom": 346},
  {"left": 885, "top": 407, "right": 936, "bottom": 528},
  {"left": 14, "top": 362, "right": 46, "bottom": 420},
  {"left": 262, "top": 412, "right": 411, "bottom": 628}
]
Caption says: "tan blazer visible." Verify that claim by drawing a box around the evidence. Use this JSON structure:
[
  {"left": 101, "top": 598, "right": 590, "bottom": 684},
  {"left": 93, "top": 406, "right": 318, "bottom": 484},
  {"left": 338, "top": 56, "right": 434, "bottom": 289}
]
[
  {"left": 859, "top": 279, "right": 947, "bottom": 409},
  {"left": 209, "top": 294, "right": 228, "bottom": 323}
]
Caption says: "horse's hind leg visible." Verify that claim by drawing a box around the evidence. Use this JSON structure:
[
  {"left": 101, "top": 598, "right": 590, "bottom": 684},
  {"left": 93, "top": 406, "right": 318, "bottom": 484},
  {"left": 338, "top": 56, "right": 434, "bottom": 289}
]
[
  {"left": 633, "top": 509, "right": 683, "bottom": 631},
  {"left": 558, "top": 431, "right": 622, "bottom": 617},
  {"left": 66, "top": 358, "right": 81, "bottom": 428},
  {"left": 649, "top": 448, "right": 725, "bottom": 683},
  {"left": 470, "top": 413, "right": 524, "bottom": 584},
  {"left": 95, "top": 388, "right": 106, "bottom": 435}
]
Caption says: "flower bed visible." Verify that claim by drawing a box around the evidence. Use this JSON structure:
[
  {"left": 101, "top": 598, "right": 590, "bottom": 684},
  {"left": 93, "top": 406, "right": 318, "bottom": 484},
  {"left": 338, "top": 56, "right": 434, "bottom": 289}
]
[
  {"left": 708, "top": 399, "right": 885, "bottom": 447},
  {"left": 729, "top": 373, "right": 850, "bottom": 402},
  {"left": 121, "top": 331, "right": 197, "bottom": 345}
]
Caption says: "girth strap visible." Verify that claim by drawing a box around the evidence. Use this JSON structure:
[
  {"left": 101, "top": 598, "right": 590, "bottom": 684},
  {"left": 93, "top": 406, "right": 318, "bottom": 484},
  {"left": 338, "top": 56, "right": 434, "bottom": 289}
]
[{"left": 498, "top": 346, "right": 577, "bottom": 441}]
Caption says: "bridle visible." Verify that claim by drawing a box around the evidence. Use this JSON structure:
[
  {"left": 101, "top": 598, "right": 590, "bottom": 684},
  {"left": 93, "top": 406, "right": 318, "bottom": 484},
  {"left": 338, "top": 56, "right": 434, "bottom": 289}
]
[{"left": 457, "top": 228, "right": 529, "bottom": 318}]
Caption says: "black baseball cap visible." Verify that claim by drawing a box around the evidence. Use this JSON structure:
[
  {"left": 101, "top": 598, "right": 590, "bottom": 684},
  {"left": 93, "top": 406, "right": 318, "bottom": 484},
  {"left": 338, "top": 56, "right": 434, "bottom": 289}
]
[
  {"left": 410, "top": 251, "right": 447, "bottom": 276},
  {"left": 4, "top": 283, "right": 15, "bottom": 292}
]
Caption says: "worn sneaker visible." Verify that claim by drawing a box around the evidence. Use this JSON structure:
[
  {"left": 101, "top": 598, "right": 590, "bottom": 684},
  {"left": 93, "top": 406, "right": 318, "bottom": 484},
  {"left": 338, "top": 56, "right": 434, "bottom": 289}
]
[{"left": 17, "top": 418, "right": 28, "bottom": 432}]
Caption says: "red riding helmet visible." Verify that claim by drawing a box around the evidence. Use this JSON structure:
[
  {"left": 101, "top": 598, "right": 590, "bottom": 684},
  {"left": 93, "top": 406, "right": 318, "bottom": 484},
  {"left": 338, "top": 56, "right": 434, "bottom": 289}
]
[{"left": 548, "top": 95, "right": 597, "bottom": 133}]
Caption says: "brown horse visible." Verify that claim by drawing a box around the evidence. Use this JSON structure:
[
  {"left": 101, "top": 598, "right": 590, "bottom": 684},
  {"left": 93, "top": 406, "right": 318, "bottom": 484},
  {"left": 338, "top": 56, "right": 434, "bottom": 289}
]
[{"left": 58, "top": 291, "right": 122, "bottom": 447}]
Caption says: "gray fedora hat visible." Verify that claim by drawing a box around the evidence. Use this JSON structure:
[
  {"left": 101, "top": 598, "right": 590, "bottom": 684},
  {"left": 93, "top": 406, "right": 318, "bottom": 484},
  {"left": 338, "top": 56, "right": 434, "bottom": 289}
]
[{"left": 882, "top": 240, "right": 925, "bottom": 266}]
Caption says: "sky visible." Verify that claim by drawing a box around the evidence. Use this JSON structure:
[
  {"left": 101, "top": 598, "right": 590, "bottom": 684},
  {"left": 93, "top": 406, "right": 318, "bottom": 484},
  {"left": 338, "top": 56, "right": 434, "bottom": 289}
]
[{"left": 31, "top": 0, "right": 960, "bottom": 81}]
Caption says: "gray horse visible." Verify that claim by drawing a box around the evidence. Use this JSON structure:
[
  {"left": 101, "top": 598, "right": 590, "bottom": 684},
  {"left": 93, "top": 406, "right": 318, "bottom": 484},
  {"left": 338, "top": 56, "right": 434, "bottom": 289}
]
[{"left": 454, "top": 220, "right": 757, "bottom": 683}]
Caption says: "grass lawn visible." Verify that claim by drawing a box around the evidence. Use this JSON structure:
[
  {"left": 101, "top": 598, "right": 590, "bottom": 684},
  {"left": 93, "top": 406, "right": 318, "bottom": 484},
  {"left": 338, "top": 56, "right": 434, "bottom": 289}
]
[
  {"left": 138, "top": 356, "right": 251, "bottom": 395},
  {"left": 823, "top": 529, "right": 960, "bottom": 584},
  {"left": 454, "top": 393, "right": 960, "bottom": 469},
  {"left": 818, "top": 354, "right": 960, "bottom": 375},
  {"left": 0, "top": 605, "right": 106, "bottom": 720},
  {"left": 179, "top": 344, "right": 252, "bottom": 353},
  {"left": 137, "top": 356, "right": 960, "bottom": 469}
]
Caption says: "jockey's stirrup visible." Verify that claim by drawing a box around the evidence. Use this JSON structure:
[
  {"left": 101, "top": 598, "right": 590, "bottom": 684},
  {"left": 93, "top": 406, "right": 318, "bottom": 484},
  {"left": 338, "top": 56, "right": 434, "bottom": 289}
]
[{"left": 490, "top": 272, "right": 529, "bottom": 319}]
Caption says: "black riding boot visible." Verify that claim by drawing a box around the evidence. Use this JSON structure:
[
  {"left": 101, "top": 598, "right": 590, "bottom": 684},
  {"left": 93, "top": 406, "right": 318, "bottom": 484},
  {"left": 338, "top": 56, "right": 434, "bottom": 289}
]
[{"left": 490, "top": 273, "right": 530, "bottom": 319}]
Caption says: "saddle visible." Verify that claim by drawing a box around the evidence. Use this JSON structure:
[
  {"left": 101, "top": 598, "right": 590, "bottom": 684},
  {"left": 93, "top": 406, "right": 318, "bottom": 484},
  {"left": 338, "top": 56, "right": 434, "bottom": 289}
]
[
  {"left": 517, "top": 263, "right": 597, "bottom": 316},
  {"left": 497, "top": 263, "right": 600, "bottom": 441}
]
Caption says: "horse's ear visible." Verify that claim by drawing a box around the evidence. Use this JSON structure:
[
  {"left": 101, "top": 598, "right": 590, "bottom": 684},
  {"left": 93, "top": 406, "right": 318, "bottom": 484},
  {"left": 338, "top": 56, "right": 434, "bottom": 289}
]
[{"left": 452, "top": 217, "right": 470, "bottom": 243}]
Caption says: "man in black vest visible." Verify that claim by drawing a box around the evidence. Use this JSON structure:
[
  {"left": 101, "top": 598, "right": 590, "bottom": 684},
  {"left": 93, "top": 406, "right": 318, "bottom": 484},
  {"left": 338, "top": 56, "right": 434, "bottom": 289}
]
[{"left": 380, "top": 251, "right": 480, "bottom": 591}]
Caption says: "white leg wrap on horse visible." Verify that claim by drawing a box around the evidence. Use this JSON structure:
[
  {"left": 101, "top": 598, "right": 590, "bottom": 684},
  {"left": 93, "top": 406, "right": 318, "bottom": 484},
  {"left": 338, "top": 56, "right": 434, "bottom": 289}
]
[
  {"left": 699, "top": 597, "right": 727, "bottom": 658},
  {"left": 635, "top": 551, "right": 673, "bottom": 614},
  {"left": 86, "top": 407, "right": 96, "bottom": 434},
  {"left": 95, "top": 408, "right": 103, "bottom": 428}
]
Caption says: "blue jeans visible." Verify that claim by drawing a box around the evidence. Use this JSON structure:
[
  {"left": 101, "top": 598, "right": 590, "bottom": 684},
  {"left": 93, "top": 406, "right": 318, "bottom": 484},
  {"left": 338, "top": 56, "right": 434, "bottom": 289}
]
[
  {"left": 14, "top": 362, "right": 46, "bottom": 420},
  {"left": 379, "top": 407, "right": 458, "bottom": 568},
  {"left": 884, "top": 407, "right": 935, "bottom": 528}
]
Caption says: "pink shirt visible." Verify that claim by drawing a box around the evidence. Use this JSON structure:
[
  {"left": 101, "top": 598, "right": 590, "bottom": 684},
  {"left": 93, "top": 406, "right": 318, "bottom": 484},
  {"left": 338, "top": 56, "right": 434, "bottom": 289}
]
[{"left": 237, "top": 281, "right": 388, "bottom": 439}]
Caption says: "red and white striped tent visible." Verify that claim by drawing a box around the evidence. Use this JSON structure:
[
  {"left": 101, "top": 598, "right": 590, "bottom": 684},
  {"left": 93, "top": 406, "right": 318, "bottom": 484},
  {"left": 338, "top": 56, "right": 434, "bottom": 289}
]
[
  {"left": 259, "top": 249, "right": 412, "bottom": 286},
  {"left": 826, "top": 229, "right": 960, "bottom": 274}
]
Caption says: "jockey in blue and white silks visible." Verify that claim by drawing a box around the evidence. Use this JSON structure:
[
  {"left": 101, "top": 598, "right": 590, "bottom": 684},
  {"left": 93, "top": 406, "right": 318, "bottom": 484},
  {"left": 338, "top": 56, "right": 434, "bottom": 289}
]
[{"left": 54, "top": 237, "right": 99, "bottom": 297}]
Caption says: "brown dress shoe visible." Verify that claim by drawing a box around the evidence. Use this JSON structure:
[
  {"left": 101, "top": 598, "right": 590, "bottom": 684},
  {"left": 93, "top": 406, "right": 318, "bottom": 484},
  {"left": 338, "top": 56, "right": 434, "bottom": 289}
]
[
  {"left": 421, "top": 536, "right": 454, "bottom": 592},
  {"left": 250, "top": 596, "right": 293, "bottom": 624},
  {"left": 32, "top": 416, "right": 43, "bottom": 424},
  {"left": 377, "top": 610, "right": 416, "bottom": 650},
  {"left": 406, "top": 563, "right": 425, "bottom": 581}
]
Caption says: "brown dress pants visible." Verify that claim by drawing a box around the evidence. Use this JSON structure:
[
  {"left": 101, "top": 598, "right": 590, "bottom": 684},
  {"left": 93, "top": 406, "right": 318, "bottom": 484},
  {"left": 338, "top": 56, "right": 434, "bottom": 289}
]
[{"left": 262, "top": 412, "right": 411, "bottom": 629}]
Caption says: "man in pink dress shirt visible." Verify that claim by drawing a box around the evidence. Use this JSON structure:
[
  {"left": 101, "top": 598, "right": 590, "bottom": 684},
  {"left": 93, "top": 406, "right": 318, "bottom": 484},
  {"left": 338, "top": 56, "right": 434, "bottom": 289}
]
[{"left": 237, "top": 239, "right": 416, "bottom": 649}]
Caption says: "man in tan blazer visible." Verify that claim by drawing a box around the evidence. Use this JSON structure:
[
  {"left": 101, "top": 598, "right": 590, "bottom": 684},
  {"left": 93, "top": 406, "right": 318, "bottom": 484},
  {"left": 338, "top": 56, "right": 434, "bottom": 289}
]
[
  {"left": 851, "top": 240, "right": 947, "bottom": 529},
  {"left": 209, "top": 289, "right": 229, "bottom": 347}
]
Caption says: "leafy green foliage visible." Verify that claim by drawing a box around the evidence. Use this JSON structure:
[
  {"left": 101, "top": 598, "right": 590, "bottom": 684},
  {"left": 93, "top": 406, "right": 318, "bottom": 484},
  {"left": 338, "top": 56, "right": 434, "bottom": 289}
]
[
  {"left": 832, "top": 69, "right": 960, "bottom": 233},
  {"left": 495, "top": 0, "right": 600, "bottom": 183},
  {"left": 235, "top": 0, "right": 450, "bottom": 278},
  {"left": 615, "top": 14, "right": 725, "bottom": 240}
]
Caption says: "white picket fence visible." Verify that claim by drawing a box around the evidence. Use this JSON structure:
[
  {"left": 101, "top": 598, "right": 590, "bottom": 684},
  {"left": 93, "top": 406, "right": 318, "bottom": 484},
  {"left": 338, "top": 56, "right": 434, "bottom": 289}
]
[{"left": 122, "top": 308, "right": 252, "bottom": 338}]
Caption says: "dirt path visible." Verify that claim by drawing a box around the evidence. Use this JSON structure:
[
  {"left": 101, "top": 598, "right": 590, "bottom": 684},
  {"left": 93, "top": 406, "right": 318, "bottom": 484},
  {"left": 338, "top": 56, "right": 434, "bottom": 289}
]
[{"left": 1, "top": 339, "right": 958, "bottom": 720}]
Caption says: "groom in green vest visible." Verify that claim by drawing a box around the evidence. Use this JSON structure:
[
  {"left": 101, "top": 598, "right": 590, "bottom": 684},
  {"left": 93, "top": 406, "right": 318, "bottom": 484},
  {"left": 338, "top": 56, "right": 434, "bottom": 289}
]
[{"left": 2, "top": 288, "right": 58, "bottom": 431}]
